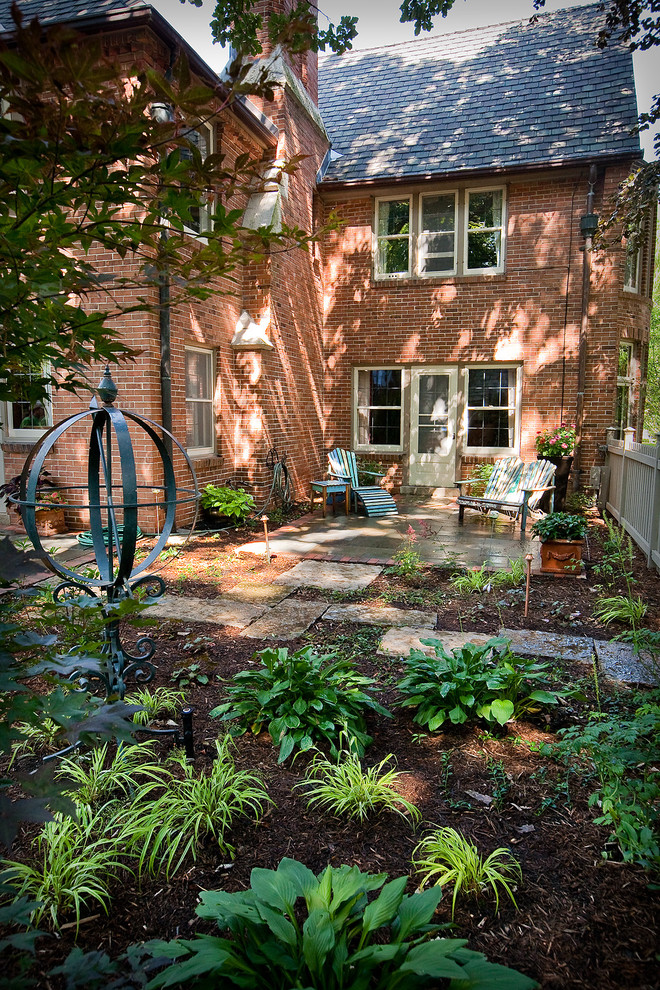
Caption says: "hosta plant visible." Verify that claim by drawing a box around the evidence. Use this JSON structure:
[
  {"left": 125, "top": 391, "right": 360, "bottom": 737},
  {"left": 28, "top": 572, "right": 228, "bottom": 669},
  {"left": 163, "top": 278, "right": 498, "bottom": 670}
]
[
  {"left": 413, "top": 827, "right": 522, "bottom": 918},
  {"left": 296, "top": 743, "right": 421, "bottom": 824},
  {"left": 396, "top": 636, "right": 577, "bottom": 731},
  {"left": 0, "top": 806, "right": 127, "bottom": 931},
  {"left": 120, "top": 738, "right": 270, "bottom": 878},
  {"left": 142, "top": 857, "right": 537, "bottom": 989},
  {"left": 211, "top": 646, "right": 391, "bottom": 762}
]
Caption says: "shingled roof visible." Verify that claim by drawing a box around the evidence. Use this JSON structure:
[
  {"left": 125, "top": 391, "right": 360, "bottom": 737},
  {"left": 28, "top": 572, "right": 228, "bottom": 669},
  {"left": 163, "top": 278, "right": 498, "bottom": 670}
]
[
  {"left": 0, "top": 0, "right": 148, "bottom": 31},
  {"left": 317, "top": 4, "right": 640, "bottom": 186}
]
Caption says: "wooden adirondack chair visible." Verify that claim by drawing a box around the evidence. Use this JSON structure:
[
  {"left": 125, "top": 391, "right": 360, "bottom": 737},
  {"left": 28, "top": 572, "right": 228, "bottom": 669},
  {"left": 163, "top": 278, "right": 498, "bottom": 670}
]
[
  {"left": 327, "top": 448, "right": 398, "bottom": 517},
  {"left": 455, "top": 456, "right": 555, "bottom": 531}
]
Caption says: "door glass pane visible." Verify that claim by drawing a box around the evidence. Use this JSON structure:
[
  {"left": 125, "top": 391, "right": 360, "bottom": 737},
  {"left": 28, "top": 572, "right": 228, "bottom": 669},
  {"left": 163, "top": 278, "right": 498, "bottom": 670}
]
[{"left": 417, "top": 375, "right": 449, "bottom": 454}]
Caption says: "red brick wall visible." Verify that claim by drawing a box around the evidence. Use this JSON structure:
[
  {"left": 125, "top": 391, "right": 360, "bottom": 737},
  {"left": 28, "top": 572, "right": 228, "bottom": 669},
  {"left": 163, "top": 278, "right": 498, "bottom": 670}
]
[{"left": 319, "top": 163, "right": 653, "bottom": 490}]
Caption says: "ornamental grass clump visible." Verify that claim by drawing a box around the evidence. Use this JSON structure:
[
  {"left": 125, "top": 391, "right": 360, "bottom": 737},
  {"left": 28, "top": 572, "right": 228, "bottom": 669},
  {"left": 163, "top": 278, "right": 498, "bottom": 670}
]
[
  {"left": 296, "top": 743, "right": 421, "bottom": 824},
  {"left": 413, "top": 827, "right": 522, "bottom": 918},
  {"left": 211, "top": 645, "right": 391, "bottom": 762}
]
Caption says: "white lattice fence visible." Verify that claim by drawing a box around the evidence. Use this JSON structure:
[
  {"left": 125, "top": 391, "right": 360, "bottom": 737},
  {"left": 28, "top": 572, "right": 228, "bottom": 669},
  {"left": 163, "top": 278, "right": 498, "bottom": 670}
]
[{"left": 605, "top": 430, "right": 660, "bottom": 570}]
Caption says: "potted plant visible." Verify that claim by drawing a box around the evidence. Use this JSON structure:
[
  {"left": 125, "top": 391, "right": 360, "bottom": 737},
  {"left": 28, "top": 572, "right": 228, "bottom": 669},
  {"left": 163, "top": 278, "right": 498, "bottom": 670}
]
[
  {"left": 0, "top": 471, "right": 68, "bottom": 536},
  {"left": 199, "top": 484, "right": 256, "bottom": 527},
  {"left": 531, "top": 512, "right": 587, "bottom": 575},
  {"left": 535, "top": 423, "right": 577, "bottom": 512}
]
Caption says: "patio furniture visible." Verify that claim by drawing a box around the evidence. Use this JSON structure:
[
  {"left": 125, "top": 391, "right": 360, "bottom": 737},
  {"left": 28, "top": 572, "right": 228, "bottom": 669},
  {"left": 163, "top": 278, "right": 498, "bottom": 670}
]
[
  {"left": 327, "top": 448, "right": 398, "bottom": 518},
  {"left": 310, "top": 479, "right": 350, "bottom": 518},
  {"left": 455, "top": 456, "right": 556, "bottom": 532}
]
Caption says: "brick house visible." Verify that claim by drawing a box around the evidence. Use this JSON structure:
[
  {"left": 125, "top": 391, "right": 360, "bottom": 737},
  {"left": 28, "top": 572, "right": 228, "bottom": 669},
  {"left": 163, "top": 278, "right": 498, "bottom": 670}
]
[{"left": 0, "top": 0, "right": 654, "bottom": 528}]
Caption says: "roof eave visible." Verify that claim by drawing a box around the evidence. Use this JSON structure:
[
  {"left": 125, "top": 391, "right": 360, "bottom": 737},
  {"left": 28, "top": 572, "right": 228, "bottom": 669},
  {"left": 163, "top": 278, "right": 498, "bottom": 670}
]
[
  {"left": 1, "top": 5, "right": 279, "bottom": 149},
  {"left": 318, "top": 151, "right": 642, "bottom": 192}
]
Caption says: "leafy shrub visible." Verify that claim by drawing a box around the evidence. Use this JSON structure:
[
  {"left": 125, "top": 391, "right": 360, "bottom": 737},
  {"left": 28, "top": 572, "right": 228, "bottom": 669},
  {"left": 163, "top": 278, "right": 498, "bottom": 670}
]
[
  {"left": 211, "top": 646, "right": 391, "bottom": 762},
  {"left": 544, "top": 704, "right": 660, "bottom": 871},
  {"left": 396, "top": 636, "right": 577, "bottom": 731},
  {"left": 413, "top": 827, "right": 522, "bottom": 918},
  {"left": 593, "top": 594, "right": 647, "bottom": 627},
  {"left": 530, "top": 512, "right": 587, "bottom": 542},
  {"left": 119, "top": 738, "right": 270, "bottom": 878},
  {"left": 199, "top": 484, "right": 255, "bottom": 522},
  {"left": 1, "top": 806, "right": 127, "bottom": 931},
  {"left": 141, "top": 857, "right": 537, "bottom": 989},
  {"left": 296, "top": 744, "right": 420, "bottom": 824}
]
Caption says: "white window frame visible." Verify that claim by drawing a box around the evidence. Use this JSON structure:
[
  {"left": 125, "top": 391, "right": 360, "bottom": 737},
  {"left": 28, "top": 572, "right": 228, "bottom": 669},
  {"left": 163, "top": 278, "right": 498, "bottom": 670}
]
[
  {"left": 464, "top": 187, "right": 506, "bottom": 275},
  {"left": 623, "top": 237, "right": 640, "bottom": 293},
  {"left": 4, "top": 365, "right": 52, "bottom": 441},
  {"left": 418, "top": 190, "right": 458, "bottom": 277},
  {"left": 185, "top": 345, "right": 215, "bottom": 456},
  {"left": 182, "top": 122, "right": 214, "bottom": 239},
  {"left": 462, "top": 364, "right": 521, "bottom": 456},
  {"left": 615, "top": 341, "right": 634, "bottom": 438},
  {"left": 353, "top": 366, "right": 404, "bottom": 453},
  {"left": 374, "top": 196, "right": 412, "bottom": 280}
]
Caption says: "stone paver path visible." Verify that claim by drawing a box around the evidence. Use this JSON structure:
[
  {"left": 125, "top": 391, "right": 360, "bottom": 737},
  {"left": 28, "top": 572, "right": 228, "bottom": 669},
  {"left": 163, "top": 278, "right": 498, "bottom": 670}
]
[
  {"left": 377, "top": 628, "right": 493, "bottom": 657},
  {"left": 240, "top": 599, "right": 328, "bottom": 640},
  {"left": 593, "top": 640, "right": 658, "bottom": 686},
  {"left": 273, "top": 560, "right": 382, "bottom": 591},
  {"left": 323, "top": 603, "right": 436, "bottom": 628},
  {"left": 500, "top": 629, "right": 595, "bottom": 664},
  {"left": 148, "top": 595, "right": 267, "bottom": 630},
  {"left": 222, "top": 583, "right": 291, "bottom": 605}
]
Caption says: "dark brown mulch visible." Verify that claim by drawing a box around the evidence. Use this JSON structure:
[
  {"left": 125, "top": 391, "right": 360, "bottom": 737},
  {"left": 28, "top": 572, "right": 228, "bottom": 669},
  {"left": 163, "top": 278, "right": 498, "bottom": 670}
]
[{"left": 3, "top": 515, "right": 659, "bottom": 990}]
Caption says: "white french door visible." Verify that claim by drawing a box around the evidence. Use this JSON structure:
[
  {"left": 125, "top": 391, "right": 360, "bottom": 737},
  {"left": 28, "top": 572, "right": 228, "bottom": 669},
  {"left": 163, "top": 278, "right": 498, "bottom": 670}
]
[{"left": 409, "top": 367, "right": 457, "bottom": 487}]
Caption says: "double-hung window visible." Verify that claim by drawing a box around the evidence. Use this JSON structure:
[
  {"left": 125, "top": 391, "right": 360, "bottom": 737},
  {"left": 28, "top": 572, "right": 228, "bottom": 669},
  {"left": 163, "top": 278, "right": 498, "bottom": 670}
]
[
  {"left": 419, "top": 192, "right": 457, "bottom": 275},
  {"left": 615, "top": 342, "right": 634, "bottom": 438},
  {"left": 374, "top": 198, "right": 411, "bottom": 278},
  {"left": 181, "top": 124, "right": 213, "bottom": 236},
  {"left": 623, "top": 237, "right": 640, "bottom": 292},
  {"left": 465, "top": 367, "right": 517, "bottom": 451},
  {"left": 185, "top": 346, "right": 215, "bottom": 455},
  {"left": 355, "top": 368, "right": 403, "bottom": 450},
  {"left": 5, "top": 365, "right": 52, "bottom": 440},
  {"left": 465, "top": 189, "right": 504, "bottom": 273}
]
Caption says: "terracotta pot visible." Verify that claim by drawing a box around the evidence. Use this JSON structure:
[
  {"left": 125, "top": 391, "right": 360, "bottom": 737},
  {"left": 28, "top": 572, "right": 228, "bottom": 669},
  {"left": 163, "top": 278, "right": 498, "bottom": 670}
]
[
  {"left": 539, "top": 538, "right": 582, "bottom": 575},
  {"left": 21, "top": 506, "right": 68, "bottom": 537}
]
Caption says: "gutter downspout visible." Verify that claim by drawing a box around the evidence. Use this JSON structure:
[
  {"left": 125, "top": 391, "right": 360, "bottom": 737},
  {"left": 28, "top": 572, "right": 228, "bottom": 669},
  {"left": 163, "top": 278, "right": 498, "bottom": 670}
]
[{"left": 574, "top": 164, "right": 599, "bottom": 489}]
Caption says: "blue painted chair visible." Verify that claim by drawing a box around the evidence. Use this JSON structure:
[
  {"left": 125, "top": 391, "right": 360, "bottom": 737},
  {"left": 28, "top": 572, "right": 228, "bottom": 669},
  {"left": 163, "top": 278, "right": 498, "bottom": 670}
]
[{"left": 327, "top": 448, "right": 398, "bottom": 517}]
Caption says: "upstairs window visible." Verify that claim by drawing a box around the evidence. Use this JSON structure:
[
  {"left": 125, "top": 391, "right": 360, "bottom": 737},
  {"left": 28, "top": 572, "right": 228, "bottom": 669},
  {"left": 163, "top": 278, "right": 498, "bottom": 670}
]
[
  {"left": 355, "top": 368, "right": 403, "bottom": 450},
  {"left": 615, "top": 341, "right": 634, "bottom": 438},
  {"left": 623, "top": 237, "right": 640, "bottom": 292},
  {"left": 375, "top": 198, "right": 411, "bottom": 278},
  {"left": 185, "top": 346, "right": 215, "bottom": 455},
  {"left": 419, "top": 192, "right": 457, "bottom": 275},
  {"left": 465, "top": 367, "right": 517, "bottom": 450},
  {"left": 466, "top": 189, "right": 504, "bottom": 273},
  {"left": 181, "top": 125, "right": 213, "bottom": 237}
]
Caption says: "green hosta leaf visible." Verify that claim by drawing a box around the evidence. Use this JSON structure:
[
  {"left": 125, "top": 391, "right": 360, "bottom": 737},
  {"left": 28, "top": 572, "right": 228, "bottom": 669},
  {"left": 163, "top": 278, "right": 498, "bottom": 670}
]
[
  {"left": 427, "top": 712, "right": 446, "bottom": 731},
  {"left": 393, "top": 887, "right": 442, "bottom": 942},
  {"left": 299, "top": 735, "right": 314, "bottom": 752},
  {"left": 277, "top": 733, "right": 295, "bottom": 763},
  {"left": 448, "top": 705, "right": 467, "bottom": 725},
  {"left": 527, "top": 690, "right": 559, "bottom": 705},
  {"left": 277, "top": 858, "right": 317, "bottom": 900},
  {"left": 455, "top": 951, "right": 539, "bottom": 988},
  {"left": 293, "top": 697, "right": 307, "bottom": 715},
  {"left": 399, "top": 939, "right": 469, "bottom": 979},
  {"left": 489, "top": 699, "right": 515, "bottom": 725},
  {"left": 302, "top": 907, "right": 335, "bottom": 974},
  {"left": 361, "top": 876, "right": 407, "bottom": 936},
  {"left": 255, "top": 903, "right": 297, "bottom": 946},
  {"left": 250, "top": 868, "right": 299, "bottom": 916}
]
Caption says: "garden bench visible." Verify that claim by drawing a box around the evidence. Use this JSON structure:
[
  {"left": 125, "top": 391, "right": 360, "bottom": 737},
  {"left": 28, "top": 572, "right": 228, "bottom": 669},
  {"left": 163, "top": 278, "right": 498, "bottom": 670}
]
[{"left": 455, "top": 457, "right": 556, "bottom": 532}]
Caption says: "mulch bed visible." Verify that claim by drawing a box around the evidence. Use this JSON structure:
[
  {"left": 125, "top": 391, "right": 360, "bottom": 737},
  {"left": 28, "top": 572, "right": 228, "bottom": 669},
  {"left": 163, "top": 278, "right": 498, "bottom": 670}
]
[{"left": 3, "top": 513, "right": 659, "bottom": 989}]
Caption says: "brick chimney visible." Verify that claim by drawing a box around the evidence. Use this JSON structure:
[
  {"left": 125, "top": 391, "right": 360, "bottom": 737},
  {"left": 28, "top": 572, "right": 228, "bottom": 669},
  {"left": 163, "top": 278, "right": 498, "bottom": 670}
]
[{"left": 251, "top": 0, "right": 319, "bottom": 105}]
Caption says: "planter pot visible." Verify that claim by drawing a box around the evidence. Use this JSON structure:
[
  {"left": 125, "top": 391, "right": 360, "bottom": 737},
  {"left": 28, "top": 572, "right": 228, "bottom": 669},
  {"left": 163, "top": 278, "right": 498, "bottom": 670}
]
[
  {"left": 537, "top": 455, "right": 573, "bottom": 513},
  {"left": 201, "top": 508, "right": 233, "bottom": 529},
  {"left": 22, "top": 506, "right": 68, "bottom": 537},
  {"left": 539, "top": 538, "right": 583, "bottom": 575}
]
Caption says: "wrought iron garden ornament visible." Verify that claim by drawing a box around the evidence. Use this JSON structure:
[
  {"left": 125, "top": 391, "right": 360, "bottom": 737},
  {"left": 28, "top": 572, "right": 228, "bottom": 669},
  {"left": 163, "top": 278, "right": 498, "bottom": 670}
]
[{"left": 16, "top": 367, "right": 199, "bottom": 702}]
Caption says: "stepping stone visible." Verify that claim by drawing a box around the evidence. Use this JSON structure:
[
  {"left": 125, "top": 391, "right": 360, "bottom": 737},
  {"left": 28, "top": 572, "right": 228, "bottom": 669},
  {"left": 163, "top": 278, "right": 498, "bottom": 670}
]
[
  {"left": 148, "top": 595, "right": 267, "bottom": 629},
  {"left": 499, "top": 628, "right": 594, "bottom": 663},
  {"left": 324, "top": 603, "right": 436, "bottom": 628},
  {"left": 377, "top": 627, "right": 492, "bottom": 658},
  {"left": 223, "top": 583, "right": 291, "bottom": 605},
  {"left": 273, "top": 560, "right": 382, "bottom": 591},
  {"left": 241, "top": 599, "right": 328, "bottom": 640},
  {"left": 593, "top": 640, "right": 659, "bottom": 686}
]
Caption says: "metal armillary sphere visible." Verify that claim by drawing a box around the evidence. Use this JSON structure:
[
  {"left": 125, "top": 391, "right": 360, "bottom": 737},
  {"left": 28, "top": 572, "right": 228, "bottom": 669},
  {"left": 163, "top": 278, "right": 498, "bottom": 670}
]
[{"left": 17, "top": 368, "right": 199, "bottom": 699}]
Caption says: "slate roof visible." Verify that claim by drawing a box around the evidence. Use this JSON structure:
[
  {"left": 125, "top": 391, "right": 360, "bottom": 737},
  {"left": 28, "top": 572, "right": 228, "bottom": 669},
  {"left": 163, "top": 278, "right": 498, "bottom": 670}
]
[
  {"left": 317, "top": 4, "right": 640, "bottom": 185},
  {"left": 0, "top": 0, "right": 148, "bottom": 31}
]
